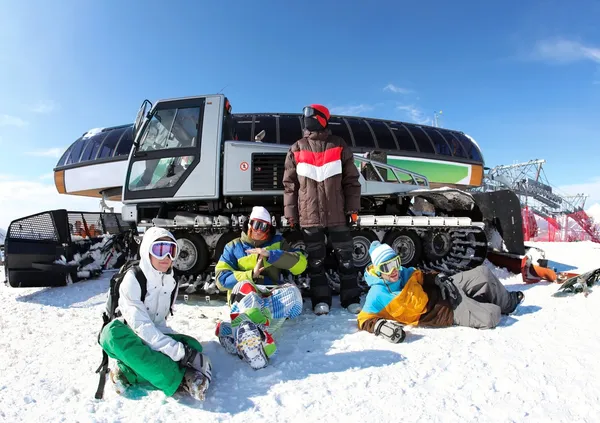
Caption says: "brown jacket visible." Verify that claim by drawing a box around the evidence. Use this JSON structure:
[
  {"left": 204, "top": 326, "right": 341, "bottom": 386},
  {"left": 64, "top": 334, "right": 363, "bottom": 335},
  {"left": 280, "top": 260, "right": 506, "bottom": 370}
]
[
  {"left": 418, "top": 271, "right": 455, "bottom": 327},
  {"left": 282, "top": 130, "right": 361, "bottom": 228}
]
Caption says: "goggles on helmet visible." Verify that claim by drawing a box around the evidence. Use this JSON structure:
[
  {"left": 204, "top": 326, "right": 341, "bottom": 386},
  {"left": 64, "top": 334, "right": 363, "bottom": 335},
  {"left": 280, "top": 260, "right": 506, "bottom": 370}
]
[
  {"left": 303, "top": 106, "right": 328, "bottom": 120},
  {"left": 376, "top": 256, "right": 401, "bottom": 275},
  {"left": 250, "top": 219, "right": 270, "bottom": 232},
  {"left": 149, "top": 240, "right": 178, "bottom": 260}
]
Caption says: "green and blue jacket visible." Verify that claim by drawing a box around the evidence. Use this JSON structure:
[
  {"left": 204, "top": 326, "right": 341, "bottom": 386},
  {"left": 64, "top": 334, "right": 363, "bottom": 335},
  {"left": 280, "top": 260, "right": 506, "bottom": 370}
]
[{"left": 215, "top": 232, "right": 307, "bottom": 292}]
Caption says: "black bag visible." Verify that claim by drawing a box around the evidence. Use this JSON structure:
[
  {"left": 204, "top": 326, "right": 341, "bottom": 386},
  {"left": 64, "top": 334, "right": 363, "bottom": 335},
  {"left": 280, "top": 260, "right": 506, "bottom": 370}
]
[{"left": 93, "top": 260, "right": 177, "bottom": 399}]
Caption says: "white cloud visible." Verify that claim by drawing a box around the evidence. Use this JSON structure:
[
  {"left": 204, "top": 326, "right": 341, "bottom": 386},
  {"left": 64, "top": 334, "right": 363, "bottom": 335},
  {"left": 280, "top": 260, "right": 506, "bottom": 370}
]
[
  {"left": 39, "top": 172, "right": 54, "bottom": 180},
  {"left": 383, "top": 84, "right": 412, "bottom": 94},
  {"left": 30, "top": 100, "right": 58, "bottom": 114},
  {"left": 532, "top": 38, "right": 600, "bottom": 64},
  {"left": 396, "top": 105, "right": 433, "bottom": 125},
  {"left": 557, "top": 177, "right": 600, "bottom": 209},
  {"left": 25, "top": 147, "right": 64, "bottom": 158},
  {"left": 0, "top": 114, "right": 28, "bottom": 127},
  {"left": 329, "top": 104, "right": 374, "bottom": 116},
  {"left": 586, "top": 202, "right": 600, "bottom": 225},
  {"left": 0, "top": 179, "right": 122, "bottom": 230}
]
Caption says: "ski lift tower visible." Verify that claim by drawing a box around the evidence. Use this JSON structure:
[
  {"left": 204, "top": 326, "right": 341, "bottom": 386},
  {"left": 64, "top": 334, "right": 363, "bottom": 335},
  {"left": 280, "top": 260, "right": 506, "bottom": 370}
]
[
  {"left": 433, "top": 110, "right": 443, "bottom": 128},
  {"left": 474, "top": 159, "right": 600, "bottom": 242},
  {"left": 477, "top": 159, "right": 564, "bottom": 214}
]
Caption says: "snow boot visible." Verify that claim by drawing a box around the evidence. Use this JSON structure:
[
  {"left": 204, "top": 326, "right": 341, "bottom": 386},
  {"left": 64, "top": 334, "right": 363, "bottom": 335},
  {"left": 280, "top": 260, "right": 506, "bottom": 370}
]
[
  {"left": 512, "top": 291, "right": 525, "bottom": 309},
  {"left": 215, "top": 321, "right": 237, "bottom": 355},
  {"left": 236, "top": 321, "right": 268, "bottom": 370},
  {"left": 346, "top": 303, "right": 362, "bottom": 314},
  {"left": 181, "top": 368, "right": 210, "bottom": 401},
  {"left": 109, "top": 367, "right": 130, "bottom": 395},
  {"left": 515, "top": 291, "right": 525, "bottom": 304},
  {"left": 313, "top": 302, "right": 330, "bottom": 315}
]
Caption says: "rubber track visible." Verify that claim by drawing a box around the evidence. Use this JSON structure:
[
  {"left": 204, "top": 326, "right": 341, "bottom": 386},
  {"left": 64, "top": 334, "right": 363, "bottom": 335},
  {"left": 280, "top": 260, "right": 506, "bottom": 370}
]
[
  {"left": 173, "top": 224, "right": 488, "bottom": 290},
  {"left": 418, "top": 226, "right": 488, "bottom": 275}
]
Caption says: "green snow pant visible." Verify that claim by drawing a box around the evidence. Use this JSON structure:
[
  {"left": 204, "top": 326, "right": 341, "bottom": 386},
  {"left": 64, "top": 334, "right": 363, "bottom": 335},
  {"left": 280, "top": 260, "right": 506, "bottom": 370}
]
[{"left": 99, "top": 319, "right": 202, "bottom": 396}]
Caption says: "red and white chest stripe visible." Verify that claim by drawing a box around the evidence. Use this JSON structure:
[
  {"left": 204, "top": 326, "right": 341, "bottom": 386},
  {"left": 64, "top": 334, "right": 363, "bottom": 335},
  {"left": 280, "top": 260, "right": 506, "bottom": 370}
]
[{"left": 294, "top": 147, "right": 343, "bottom": 182}]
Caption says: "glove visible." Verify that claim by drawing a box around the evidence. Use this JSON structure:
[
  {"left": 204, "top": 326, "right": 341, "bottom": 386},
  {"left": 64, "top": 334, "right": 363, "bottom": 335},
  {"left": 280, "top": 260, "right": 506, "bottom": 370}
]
[
  {"left": 373, "top": 319, "right": 406, "bottom": 343},
  {"left": 347, "top": 212, "right": 359, "bottom": 226},
  {"left": 434, "top": 274, "right": 460, "bottom": 309},
  {"left": 180, "top": 344, "right": 212, "bottom": 383},
  {"left": 285, "top": 216, "right": 296, "bottom": 228}
]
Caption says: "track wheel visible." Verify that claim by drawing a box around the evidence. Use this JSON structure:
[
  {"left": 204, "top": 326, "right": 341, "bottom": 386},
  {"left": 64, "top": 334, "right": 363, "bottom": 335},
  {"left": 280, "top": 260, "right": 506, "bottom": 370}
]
[
  {"left": 351, "top": 230, "right": 379, "bottom": 270},
  {"left": 383, "top": 230, "right": 422, "bottom": 268},
  {"left": 173, "top": 232, "right": 209, "bottom": 277},
  {"left": 423, "top": 230, "right": 453, "bottom": 262}
]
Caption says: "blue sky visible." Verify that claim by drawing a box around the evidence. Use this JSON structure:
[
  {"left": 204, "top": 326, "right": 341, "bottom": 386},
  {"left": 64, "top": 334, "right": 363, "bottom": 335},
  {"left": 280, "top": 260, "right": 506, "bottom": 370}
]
[{"left": 1, "top": 0, "right": 599, "bottom": 227}]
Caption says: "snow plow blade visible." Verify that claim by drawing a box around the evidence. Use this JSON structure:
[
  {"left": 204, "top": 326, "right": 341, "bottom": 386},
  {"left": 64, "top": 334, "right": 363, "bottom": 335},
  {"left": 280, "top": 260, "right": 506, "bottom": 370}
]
[
  {"left": 470, "top": 190, "right": 525, "bottom": 256},
  {"left": 407, "top": 188, "right": 525, "bottom": 256},
  {"left": 4, "top": 209, "right": 137, "bottom": 288}
]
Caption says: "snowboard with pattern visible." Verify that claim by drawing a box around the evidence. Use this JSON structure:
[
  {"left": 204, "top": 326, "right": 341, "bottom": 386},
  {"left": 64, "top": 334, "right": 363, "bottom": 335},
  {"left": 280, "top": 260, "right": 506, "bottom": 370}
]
[{"left": 553, "top": 267, "right": 600, "bottom": 297}]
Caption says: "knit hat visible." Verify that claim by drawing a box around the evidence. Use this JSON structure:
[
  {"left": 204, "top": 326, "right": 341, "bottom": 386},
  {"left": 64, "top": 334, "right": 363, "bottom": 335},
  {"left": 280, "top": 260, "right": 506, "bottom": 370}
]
[
  {"left": 368, "top": 241, "right": 398, "bottom": 267},
  {"left": 249, "top": 206, "right": 271, "bottom": 223}
]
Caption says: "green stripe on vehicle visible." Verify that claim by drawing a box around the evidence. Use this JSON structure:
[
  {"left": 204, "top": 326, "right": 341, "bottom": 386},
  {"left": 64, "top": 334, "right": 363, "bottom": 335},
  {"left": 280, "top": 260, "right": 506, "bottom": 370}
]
[
  {"left": 388, "top": 158, "right": 469, "bottom": 184},
  {"left": 354, "top": 156, "right": 471, "bottom": 185}
]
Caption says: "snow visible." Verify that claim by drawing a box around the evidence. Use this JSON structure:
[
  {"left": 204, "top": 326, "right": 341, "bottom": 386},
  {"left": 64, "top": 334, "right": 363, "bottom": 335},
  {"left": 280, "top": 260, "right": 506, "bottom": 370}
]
[
  {"left": 2, "top": 241, "right": 600, "bottom": 422},
  {"left": 586, "top": 202, "right": 600, "bottom": 225},
  {"left": 488, "top": 227, "right": 507, "bottom": 251},
  {"left": 82, "top": 128, "right": 104, "bottom": 139}
]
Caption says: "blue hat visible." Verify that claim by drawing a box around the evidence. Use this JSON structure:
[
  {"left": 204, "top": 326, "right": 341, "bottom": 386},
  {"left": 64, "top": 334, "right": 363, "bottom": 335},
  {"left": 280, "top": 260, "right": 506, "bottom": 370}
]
[{"left": 368, "top": 241, "right": 398, "bottom": 267}]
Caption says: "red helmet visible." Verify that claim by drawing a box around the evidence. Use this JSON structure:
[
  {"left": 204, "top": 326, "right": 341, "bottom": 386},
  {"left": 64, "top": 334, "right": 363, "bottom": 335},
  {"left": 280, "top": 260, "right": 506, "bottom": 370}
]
[{"left": 303, "top": 104, "right": 330, "bottom": 131}]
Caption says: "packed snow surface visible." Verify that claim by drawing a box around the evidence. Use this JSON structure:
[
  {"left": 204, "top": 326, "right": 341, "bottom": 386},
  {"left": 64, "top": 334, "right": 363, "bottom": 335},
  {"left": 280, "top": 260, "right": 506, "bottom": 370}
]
[{"left": 2, "top": 241, "right": 600, "bottom": 422}]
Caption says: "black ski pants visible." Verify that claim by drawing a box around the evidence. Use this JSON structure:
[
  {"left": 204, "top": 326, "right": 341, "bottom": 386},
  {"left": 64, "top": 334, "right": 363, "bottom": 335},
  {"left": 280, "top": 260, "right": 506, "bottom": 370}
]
[{"left": 302, "top": 225, "right": 361, "bottom": 308}]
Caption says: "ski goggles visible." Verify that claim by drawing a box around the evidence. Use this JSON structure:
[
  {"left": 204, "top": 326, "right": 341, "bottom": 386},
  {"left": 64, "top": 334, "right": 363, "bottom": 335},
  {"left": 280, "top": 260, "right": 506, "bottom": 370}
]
[
  {"left": 149, "top": 240, "right": 178, "bottom": 260},
  {"left": 302, "top": 106, "right": 328, "bottom": 120},
  {"left": 375, "top": 256, "right": 401, "bottom": 275},
  {"left": 249, "top": 219, "right": 271, "bottom": 232}
]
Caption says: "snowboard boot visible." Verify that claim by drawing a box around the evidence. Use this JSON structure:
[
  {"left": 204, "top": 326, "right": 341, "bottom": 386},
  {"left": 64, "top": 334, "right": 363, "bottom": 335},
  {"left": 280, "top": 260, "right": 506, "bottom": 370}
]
[
  {"left": 508, "top": 291, "right": 525, "bottom": 313},
  {"left": 515, "top": 291, "right": 525, "bottom": 304},
  {"left": 346, "top": 303, "right": 362, "bottom": 314},
  {"left": 181, "top": 368, "right": 210, "bottom": 401},
  {"left": 313, "top": 302, "right": 330, "bottom": 316},
  {"left": 236, "top": 321, "right": 268, "bottom": 370},
  {"left": 215, "top": 321, "right": 237, "bottom": 355},
  {"left": 109, "top": 367, "right": 130, "bottom": 395}
]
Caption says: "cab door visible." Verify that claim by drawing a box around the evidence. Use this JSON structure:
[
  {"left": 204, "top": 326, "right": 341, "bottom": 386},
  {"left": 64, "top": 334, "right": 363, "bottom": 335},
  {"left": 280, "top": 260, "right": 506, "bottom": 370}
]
[{"left": 123, "top": 95, "right": 223, "bottom": 202}]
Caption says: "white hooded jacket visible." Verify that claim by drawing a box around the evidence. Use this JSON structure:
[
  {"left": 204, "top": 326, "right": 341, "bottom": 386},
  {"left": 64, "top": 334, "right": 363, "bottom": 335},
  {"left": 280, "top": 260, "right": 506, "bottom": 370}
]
[{"left": 116, "top": 227, "right": 185, "bottom": 362}]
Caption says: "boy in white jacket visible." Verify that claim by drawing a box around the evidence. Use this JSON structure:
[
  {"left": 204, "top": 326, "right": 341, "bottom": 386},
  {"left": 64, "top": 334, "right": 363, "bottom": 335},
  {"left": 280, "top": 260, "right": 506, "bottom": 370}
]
[{"left": 99, "top": 227, "right": 212, "bottom": 400}]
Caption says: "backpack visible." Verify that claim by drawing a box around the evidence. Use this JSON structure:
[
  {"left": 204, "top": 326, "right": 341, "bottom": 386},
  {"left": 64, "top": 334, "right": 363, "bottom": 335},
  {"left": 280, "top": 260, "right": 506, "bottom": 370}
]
[{"left": 93, "top": 259, "right": 178, "bottom": 399}]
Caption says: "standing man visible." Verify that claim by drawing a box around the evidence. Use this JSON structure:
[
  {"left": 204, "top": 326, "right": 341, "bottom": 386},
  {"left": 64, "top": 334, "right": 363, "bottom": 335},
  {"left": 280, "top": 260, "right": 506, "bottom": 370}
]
[{"left": 282, "top": 104, "right": 362, "bottom": 315}]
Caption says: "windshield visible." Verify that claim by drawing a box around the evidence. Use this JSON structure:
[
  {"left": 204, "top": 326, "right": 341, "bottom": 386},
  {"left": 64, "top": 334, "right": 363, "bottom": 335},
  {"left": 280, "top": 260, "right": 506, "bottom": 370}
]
[
  {"left": 137, "top": 106, "right": 201, "bottom": 152},
  {"left": 128, "top": 155, "right": 195, "bottom": 191}
]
